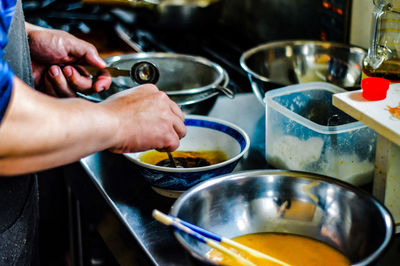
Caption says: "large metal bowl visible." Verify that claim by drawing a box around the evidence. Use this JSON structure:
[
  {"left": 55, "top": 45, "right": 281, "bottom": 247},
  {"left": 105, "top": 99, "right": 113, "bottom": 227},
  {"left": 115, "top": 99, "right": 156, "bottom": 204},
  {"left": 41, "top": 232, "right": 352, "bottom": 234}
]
[
  {"left": 170, "top": 170, "right": 394, "bottom": 265},
  {"left": 240, "top": 40, "right": 366, "bottom": 105}
]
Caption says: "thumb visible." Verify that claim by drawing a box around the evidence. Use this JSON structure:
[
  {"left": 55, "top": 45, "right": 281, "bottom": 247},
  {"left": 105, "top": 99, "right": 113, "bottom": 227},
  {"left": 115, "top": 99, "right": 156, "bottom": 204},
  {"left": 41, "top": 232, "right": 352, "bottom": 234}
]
[
  {"left": 84, "top": 48, "right": 107, "bottom": 69},
  {"left": 68, "top": 37, "right": 107, "bottom": 68}
]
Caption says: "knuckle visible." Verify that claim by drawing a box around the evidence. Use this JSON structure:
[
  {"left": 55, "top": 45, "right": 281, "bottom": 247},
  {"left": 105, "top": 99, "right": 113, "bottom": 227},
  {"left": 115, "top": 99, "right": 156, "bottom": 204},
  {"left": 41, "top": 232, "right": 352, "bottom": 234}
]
[
  {"left": 144, "top": 83, "right": 157, "bottom": 89},
  {"left": 157, "top": 90, "right": 168, "bottom": 98},
  {"left": 159, "top": 120, "right": 171, "bottom": 132},
  {"left": 149, "top": 84, "right": 160, "bottom": 93},
  {"left": 179, "top": 127, "right": 187, "bottom": 138},
  {"left": 155, "top": 91, "right": 170, "bottom": 103},
  {"left": 85, "top": 42, "right": 96, "bottom": 52}
]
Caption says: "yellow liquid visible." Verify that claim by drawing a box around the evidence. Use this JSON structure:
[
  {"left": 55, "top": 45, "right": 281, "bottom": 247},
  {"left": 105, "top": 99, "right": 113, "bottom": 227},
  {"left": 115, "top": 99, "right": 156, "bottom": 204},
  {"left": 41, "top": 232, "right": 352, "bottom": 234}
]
[
  {"left": 140, "top": 150, "right": 228, "bottom": 168},
  {"left": 206, "top": 232, "right": 350, "bottom": 266}
]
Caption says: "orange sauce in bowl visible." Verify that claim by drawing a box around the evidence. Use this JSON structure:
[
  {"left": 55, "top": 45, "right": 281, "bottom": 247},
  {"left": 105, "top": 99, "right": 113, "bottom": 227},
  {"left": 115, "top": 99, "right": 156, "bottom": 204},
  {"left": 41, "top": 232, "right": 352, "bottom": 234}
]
[
  {"left": 140, "top": 150, "right": 228, "bottom": 168},
  {"left": 206, "top": 232, "right": 350, "bottom": 266}
]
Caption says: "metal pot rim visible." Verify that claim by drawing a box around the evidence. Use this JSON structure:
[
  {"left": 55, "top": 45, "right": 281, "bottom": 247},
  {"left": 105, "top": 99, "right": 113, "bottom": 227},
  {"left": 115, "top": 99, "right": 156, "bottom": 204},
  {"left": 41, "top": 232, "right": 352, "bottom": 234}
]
[
  {"left": 105, "top": 52, "right": 226, "bottom": 95},
  {"left": 76, "top": 66, "right": 231, "bottom": 105}
]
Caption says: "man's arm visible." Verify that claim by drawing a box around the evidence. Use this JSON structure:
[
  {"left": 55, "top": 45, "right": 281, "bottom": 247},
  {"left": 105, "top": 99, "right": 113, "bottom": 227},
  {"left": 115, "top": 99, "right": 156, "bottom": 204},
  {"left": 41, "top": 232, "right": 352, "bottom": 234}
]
[
  {"left": 0, "top": 77, "right": 117, "bottom": 175},
  {"left": 0, "top": 79, "right": 186, "bottom": 176}
]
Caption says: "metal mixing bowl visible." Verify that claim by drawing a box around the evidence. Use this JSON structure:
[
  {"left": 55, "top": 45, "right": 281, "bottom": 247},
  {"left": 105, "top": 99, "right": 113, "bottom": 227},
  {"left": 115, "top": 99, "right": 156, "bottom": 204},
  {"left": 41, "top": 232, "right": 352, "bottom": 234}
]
[
  {"left": 170, "top": 170, "right": 394, "bottom": 265},
  {"left": 240, "top": 40, "right": 366, "bottom": 105}
]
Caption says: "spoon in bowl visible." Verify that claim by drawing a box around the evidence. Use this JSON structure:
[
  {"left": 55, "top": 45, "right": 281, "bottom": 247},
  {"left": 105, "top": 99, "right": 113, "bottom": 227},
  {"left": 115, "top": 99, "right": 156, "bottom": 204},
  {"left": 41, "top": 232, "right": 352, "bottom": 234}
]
[{"left": 167, "top": 151, "right": 178, "bottom": 168}]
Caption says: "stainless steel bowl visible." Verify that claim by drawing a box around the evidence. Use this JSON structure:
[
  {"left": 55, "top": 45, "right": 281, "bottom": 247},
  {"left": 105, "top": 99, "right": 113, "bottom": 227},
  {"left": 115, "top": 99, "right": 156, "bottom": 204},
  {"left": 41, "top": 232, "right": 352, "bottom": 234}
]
[
  {"left": 171, "top": 170, "right": 394, "bottom": 265},
  {"left": 240, "top": 40, "right": 366, "bottom": 105}
]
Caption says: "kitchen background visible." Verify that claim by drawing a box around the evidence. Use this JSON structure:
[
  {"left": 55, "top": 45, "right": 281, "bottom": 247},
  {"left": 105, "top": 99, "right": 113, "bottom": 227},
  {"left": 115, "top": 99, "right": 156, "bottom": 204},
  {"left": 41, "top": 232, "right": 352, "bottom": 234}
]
[{"left": 22, "top": 0, "right": 382, "bottom": 265}]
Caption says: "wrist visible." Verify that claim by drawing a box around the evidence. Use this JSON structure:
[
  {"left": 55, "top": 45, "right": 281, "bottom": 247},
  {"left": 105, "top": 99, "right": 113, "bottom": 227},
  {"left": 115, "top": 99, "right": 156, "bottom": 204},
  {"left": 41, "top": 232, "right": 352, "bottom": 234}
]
[{"left": 96, "top": 101, "right": 122, "bottom": 149}]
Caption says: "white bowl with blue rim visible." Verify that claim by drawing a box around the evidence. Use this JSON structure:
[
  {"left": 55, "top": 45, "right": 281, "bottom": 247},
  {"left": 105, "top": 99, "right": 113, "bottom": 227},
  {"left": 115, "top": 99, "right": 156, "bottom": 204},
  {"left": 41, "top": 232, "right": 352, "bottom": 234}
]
[{"left": 124, "top": 115, "right": 250, "bottom": 198}]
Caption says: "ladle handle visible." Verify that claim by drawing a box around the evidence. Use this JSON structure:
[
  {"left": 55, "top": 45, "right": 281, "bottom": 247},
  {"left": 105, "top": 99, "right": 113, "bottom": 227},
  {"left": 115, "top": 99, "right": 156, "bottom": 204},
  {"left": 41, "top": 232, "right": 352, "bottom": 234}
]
[
  {"left": 217, "top": 70, "right": 235, "bottom": 99},
  {"left": 217, "top": 87, "right": 235, "bottom": 99},
  {"left": 81, "top": 65, "right": 130, "bottom": 78},
  {"left": 167, "top": 152, "right": 178, "bottom": 168}
]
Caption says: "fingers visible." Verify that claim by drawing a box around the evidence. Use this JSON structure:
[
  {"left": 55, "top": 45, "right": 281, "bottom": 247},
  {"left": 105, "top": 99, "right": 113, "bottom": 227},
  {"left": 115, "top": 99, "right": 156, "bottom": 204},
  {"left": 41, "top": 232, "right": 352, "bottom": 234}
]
[
  {"left": 45, "top": 65, "right": 75, "bottom": 97},
  {"left": 85, "top": 49, "right": 107, "bottom": 69},
  {"left": 43, "top": 75, "right": 58, "bottom": 97},
  {"left": 156, "top": 120, "right": 186, "bottom": 153},
  {"left": 68, "top": 38, "right": 106, "bottom": 69},
  {"left": 62, "top": 66, "right": 93, "bottom": 94},
  {"left": 155, "top": 130, "right": 181, "bottom": 153},
  {"left": 44, "top": 65, "right": 112, "bottom": 97},
  {"left": 92, "top": 70, "right": 112, "bottom": 93},
  {"left": 170, "top": 100, "right": 185, "bottom": 123},
  {"left": 173, "top": 117, "right": 187, "bottom": 140},
  {"left": 168, "top": 102, "right": 186, "bottom": 140},
  {"left": 155, "top": 114, "right": 186, "bottom": 152},
  {"left": 156, "top": 90, "right": 186, "bottom": 141},
  {"left": 63, "top": 66, "right": 112, "bottom": 94}
]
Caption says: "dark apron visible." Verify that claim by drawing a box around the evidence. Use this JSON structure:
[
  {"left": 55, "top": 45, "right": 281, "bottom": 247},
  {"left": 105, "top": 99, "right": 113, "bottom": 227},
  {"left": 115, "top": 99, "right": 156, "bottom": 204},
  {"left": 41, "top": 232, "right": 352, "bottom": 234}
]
[{"left": 0, "top": 0, "right": 39, "bottom": 265}]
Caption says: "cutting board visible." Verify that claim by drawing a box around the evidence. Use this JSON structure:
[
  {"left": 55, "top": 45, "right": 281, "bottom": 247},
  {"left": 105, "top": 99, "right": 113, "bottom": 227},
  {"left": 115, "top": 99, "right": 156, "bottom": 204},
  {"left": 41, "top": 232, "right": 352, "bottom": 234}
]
[
  {"left": 334, "top": 84, "right": 400, "bottom": 229},
  {"left": 333, "top": 83, "right": 400, "bottom": 146}
]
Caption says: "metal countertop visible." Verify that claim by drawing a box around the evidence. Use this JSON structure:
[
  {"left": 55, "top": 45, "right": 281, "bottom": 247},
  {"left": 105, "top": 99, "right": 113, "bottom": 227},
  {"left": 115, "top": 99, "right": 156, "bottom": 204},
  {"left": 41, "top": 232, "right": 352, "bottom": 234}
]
[{"left": 64, "top": 93, "right": 399, "bottom": 266}]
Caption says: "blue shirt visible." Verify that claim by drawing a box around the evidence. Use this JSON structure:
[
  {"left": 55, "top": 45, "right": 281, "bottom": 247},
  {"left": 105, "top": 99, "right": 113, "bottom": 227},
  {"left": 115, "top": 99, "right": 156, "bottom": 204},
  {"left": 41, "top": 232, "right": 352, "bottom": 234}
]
[{"left": 0, "top": 0, "right": 16, "bottom": 125}]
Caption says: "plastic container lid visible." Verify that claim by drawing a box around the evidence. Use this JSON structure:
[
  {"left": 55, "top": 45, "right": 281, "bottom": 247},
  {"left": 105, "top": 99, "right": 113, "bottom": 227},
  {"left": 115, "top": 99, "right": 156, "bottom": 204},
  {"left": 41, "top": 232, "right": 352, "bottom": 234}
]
[{"left": 361, "top": 77, "right": 390, "bottom": 101}]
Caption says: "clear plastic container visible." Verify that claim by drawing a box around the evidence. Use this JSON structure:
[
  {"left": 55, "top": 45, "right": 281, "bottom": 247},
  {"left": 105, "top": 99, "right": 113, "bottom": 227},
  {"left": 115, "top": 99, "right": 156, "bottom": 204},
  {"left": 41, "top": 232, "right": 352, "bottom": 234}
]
[{"left": 265, "top": 82, "right": 377, "bottom": 186}]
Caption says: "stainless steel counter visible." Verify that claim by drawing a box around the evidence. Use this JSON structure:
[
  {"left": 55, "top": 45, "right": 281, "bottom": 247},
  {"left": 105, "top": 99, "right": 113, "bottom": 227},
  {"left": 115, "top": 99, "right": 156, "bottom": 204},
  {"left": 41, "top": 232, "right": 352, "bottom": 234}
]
[{"left": 64, "top": 93, "right": 399, "bottom": 265}]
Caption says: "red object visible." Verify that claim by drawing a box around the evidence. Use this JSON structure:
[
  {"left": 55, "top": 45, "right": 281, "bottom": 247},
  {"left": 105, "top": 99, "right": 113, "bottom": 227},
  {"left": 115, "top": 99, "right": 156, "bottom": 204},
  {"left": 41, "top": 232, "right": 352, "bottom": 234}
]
[{"left": 361, "top": 77, "right": 390, "bottom": 101}]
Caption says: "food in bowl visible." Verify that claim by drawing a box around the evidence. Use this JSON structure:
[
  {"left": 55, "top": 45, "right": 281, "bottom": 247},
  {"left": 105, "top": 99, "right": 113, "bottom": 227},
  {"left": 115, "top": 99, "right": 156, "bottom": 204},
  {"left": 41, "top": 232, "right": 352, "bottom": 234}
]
[
  {"left": 206, "top": 232, "right": 350, "bottom": 266},
  {"left": 124, "top": 115, "right": 250, "bottom": 198},
  {"left": 140, "top": 150, "right": 228, "bottom": 168},
  {"left": 170, "top": 170, "right": 393, "bottom": 265}
]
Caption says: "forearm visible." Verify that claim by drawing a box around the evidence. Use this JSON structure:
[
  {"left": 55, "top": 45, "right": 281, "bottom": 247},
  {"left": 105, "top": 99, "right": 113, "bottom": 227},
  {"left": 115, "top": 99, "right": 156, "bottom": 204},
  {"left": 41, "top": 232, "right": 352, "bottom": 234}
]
[{"left": 0, "top": 78, "right": 118, "bottom": 175}]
